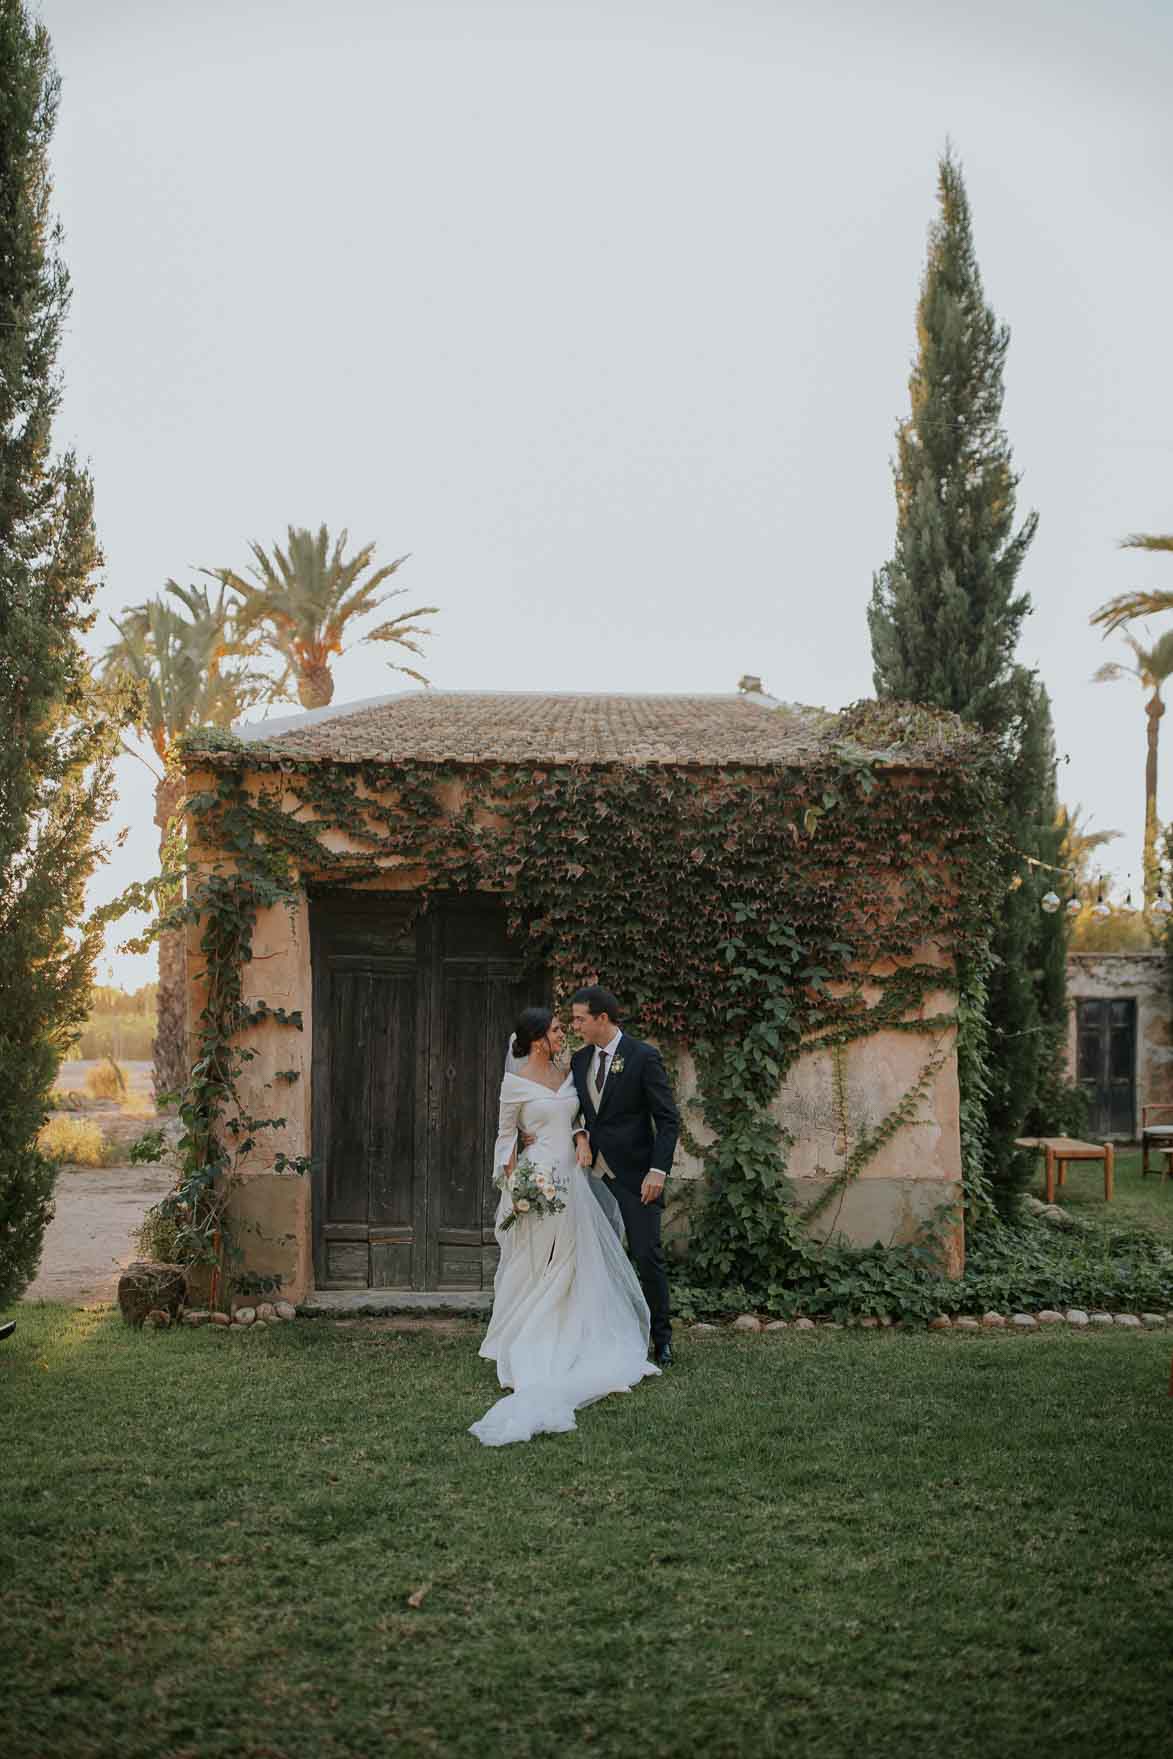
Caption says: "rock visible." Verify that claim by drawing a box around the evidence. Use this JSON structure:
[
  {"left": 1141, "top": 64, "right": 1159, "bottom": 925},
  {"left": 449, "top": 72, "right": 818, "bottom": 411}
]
[
  {"left": 953, "top": 1318, "right": 980, "bottom": 1331},
  {"left": 1065, "top": 1310, "right": 1089, "bottom": 1326},
  {"left": 143, "top": 1308, "right": 171, "bottom": 1328},
  {"left": 980, "top": 1311, "right": 1006, "bottom": 1328},
  {"left": 229, "top": 1321, "right": 253, "bottom": 1332},
  {"left": 691, "top": 1322, "right": 718, "bottom": 1332},
  {"left": 1010, "top": 1313, "right": 1038, "bottom": 1330},
  {"left": 1113, "top": 1314, "right": 1142, "bottom": 1328},
  {"left": 1088, "top": 1312, "right": 1114, "bottom": 1326},
  {"left": 765, "top": 1320, "right": 788, "bottom": 1331},
  {"left": 793, "top": 1317, "right": 815, "bottom": 1331},
  {"left": 929, "top": 1315, "right": 952, "bottom": 1330},
  {"left": 209, "top": 1311, "right": 231, "bottom": 1327},
  {"left": 274, "top": 1301, "right": 297, "bottom": 1322},
  {"left": 1023, "top": 1195, "right": 1048, "bottom": 1216},
  {"left": 255, "top": 1303, "right": 276, "bottom": 1322},
  {"left": 878, "top": 1315, "right": 894, "bottom": 1327},
  {"left": 1140, "top": 1313, "right": 1166, "bottom": 1328},
  {"left": 233, "top": 1307, "right": 256, "bottom": 1326},
  {"left": 732, "top": 1313, "right": 763, "bottom": 1332},
  {"left": 858, "top": 1317, "right": 880, "bottom": 1329},
  {"left": 181, "top": 1310, "right": 210, "bottom": 1327},
  {"left": 1036, "top": 1310, "right": 1064, "bottom": 1325},
  {"left": 118, "top": 1260, "right": 187, "bottom": 1328}
]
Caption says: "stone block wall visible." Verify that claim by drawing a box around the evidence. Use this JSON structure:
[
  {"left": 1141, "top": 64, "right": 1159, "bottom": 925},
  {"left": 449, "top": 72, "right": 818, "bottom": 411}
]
[{"left": 1066, "top": 952, "right": 1173, "bottom": 1136}]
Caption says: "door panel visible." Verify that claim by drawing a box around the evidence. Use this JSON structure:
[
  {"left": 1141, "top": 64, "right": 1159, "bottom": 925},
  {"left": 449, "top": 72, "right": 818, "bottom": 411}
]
[
  {"left": 311, "top": 891, "right": 541, "bottom": 1290},
  {"left": 1076, "top": 997, "right": 1136, "bottom": 1138}
]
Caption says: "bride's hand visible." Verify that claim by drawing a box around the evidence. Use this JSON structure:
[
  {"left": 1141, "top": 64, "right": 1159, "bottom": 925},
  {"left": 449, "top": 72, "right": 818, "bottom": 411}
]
[{"left": 575, "top": 1136, "right": 593, "bottom": 1170}]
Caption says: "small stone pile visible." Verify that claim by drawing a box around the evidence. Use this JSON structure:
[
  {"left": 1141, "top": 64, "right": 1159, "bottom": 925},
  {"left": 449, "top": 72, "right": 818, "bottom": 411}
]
[
  {"left": 118, "top": 1262, "right": 303, "bottom": 1331},
  {"left": 694, "top": 1309, "right": 1173, "bottom": 1334},
  {"left": 181, "top": 1301, "right": 298, "bottom": 1331}
]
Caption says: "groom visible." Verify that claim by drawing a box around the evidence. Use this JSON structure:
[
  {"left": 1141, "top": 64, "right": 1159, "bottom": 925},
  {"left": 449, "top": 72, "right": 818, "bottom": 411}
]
[{"left": 569, "top": 986, "right": 679, "bottom": 1367}]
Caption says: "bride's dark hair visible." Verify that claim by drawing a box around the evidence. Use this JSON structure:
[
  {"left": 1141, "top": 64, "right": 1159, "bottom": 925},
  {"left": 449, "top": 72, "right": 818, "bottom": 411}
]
[{"left": 512, "top": 1006, "right": 555, "bottom": 1059}]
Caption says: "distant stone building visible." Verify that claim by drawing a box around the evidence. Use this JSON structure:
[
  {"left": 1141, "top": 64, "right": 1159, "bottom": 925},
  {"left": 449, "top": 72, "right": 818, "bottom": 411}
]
[{"left": 1066, "top": 952, "right": 1173, "bottom": 1139}]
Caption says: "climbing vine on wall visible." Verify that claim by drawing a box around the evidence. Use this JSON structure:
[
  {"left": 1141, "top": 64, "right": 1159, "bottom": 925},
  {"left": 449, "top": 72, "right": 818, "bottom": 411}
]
[{"left": 170, "top": 701, "right": 1003, "bottom": 1297}]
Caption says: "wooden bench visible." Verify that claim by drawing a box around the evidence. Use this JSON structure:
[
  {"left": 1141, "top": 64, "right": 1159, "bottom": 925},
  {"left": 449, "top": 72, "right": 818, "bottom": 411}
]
[{"left": 1015, "top": 1136, "right": 1115, "bottom": 1205}]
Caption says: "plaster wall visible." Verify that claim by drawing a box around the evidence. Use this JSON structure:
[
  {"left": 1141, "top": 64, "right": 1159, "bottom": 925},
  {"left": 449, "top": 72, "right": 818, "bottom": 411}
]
[{"left": 663, "top": 991, "right": 963, "bottom": 1276}]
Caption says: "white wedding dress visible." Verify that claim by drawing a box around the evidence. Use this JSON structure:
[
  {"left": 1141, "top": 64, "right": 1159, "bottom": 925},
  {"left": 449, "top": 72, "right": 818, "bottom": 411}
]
[{"left": 469, "top": 1070, "right": 659, "bottom": 1446}]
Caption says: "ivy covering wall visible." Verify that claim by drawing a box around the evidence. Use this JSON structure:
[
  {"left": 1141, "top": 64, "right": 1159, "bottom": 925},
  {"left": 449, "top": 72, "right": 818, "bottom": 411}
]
[{"left": 172, "top": 700, "right": 1003, "bottom": 1298}]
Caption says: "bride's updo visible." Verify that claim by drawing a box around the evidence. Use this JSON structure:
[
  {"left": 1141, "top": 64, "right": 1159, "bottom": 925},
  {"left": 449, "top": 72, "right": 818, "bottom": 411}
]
[{"left": 512, "top": 1006, "right": 555, "bottom": 1059}]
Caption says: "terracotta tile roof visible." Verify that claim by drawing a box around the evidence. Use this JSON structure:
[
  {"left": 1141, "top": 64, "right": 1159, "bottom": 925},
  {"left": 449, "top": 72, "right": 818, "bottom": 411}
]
[
  {"left": 217, "top": 690, "right": 836, "bottom": 767},
  {"left": 181, "top": 690, "right": 977, "bottom": 771}
]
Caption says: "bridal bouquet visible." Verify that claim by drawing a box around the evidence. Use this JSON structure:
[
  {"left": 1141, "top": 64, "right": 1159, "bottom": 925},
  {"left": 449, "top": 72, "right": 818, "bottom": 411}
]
[{"left": 495, "top": 1156, "right": 567, "bottom": 1232}]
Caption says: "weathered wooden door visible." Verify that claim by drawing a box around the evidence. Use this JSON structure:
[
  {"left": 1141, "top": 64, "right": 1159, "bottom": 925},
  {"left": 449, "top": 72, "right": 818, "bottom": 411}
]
[
  {"left": 1076, "top": 998, "right": 1137, "bottom": 1137},
  {"left": 310, "top": 892, "right": 537, "bottom": 1290}
]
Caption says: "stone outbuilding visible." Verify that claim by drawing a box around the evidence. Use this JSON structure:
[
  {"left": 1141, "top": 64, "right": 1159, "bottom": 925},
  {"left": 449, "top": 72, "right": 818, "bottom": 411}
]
[
  {"left": 181, "top": 689, "right": 979, "bottom": 1305},
  {"left": 1067, "top": 951, "right": 1173, "bottom": 1139}
]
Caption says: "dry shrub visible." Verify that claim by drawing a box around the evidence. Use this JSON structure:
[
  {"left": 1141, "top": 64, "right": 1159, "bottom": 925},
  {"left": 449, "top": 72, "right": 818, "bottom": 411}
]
[
  {"left": 121, "top": 1091, "right": 155, "bottom": 1119},
  {"left": 38, "top": 1116, "right": 108, "bottom": 1167},
  {"left": 84, "top": 1058, "right": 126, "bottom": 1101}
]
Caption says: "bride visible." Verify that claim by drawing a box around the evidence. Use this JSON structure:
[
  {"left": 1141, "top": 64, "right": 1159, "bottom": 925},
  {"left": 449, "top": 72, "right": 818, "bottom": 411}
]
[{"left": 468, "top": 1005, "right": 660, "bottom": 1446}]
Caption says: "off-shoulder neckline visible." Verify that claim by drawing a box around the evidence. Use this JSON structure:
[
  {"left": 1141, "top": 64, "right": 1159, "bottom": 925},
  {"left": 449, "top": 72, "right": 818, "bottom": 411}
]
[{"left": 506, "top": 1072, "right": 575, "bottom": 1094}]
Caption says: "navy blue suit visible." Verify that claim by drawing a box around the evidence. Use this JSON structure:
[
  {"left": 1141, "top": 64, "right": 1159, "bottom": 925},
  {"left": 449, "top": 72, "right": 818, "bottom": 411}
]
[{"left": 571, "top": 1033, "right": 679, "bottom": 1350}]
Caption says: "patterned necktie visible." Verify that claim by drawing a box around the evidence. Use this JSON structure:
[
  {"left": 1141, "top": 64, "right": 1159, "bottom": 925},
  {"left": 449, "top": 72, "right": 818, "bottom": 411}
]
[{"left": 595, "top": 1049, "right": 608, "bottom": 1095}]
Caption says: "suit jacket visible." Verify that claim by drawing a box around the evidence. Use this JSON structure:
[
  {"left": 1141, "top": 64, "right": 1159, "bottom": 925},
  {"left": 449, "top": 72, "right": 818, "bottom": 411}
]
[{"left": 571, "top": 1033, "right": 680, "bottom": 1193}]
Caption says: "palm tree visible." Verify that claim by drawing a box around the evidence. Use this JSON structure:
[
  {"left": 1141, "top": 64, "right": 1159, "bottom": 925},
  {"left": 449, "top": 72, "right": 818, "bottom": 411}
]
[
  {"left": 101, "top": 582, "right": 272, "bottom": 1099},
  {"left": 1089, "top": 532, "right": 1173, "bottom": 634},
  {"left": 1092, "top": 628, "right": 1173, "bottom": 913},
  {"left": 209, "top": 525, "right": 437, "bottom": 710}
]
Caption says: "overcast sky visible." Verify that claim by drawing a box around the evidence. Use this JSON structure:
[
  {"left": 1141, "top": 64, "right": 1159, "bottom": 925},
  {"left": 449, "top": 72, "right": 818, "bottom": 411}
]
[{"left": 40, "top": 0, "right": 1173, "bottom": 986}]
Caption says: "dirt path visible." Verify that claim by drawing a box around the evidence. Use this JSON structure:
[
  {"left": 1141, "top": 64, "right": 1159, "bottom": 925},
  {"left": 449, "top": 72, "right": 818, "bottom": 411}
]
[{"left": 22, "top": 1163, "right": 174, "bottom": 1307}]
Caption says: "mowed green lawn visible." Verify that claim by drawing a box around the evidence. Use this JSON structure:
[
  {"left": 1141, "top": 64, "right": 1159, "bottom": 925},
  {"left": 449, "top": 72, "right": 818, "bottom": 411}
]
[
  {"left": 1040, "top": 1146, "right": 1173, "bottom": 1240},
  {"left": 2, "top": 1307, "right": 1171, "bottom": 1759}
]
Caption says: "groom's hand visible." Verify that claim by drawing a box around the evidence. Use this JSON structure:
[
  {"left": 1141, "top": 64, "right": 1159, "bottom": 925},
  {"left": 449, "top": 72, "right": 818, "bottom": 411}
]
[{"left": 640, "top": 1171, "right": 666, "bottom": 1204}]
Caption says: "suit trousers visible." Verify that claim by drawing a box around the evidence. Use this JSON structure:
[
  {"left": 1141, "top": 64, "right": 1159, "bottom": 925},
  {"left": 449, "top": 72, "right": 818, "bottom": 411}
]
[{"left": 609, "top": 1177, "right": 671, "bottom": 1351}]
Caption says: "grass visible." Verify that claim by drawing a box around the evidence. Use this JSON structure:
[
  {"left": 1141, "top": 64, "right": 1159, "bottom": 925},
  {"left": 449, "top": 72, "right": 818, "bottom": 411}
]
[
  {"left": 2, "top": 1308, "right": 1171, "bottom": 1759},
  {"left": 1033, "top": 1146, "right": 1173, "bottom": 1241}
]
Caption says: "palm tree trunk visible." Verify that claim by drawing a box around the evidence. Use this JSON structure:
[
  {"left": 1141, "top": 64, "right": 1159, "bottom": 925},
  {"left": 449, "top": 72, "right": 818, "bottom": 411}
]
[
  {"left": 1143, "top": 691, "right": 1165, "bottom": 914},
  {"left": 297, "top": 660, "right": 334, "bottom": 709},
  {"left": 152, "top": 771, "right": 188, "bottom": 1102}
]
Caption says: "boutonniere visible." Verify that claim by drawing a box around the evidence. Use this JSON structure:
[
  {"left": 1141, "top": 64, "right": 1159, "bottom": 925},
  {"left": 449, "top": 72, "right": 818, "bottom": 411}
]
[{"left": 610, "top": 1056, "right": 625, "bottom": 1075}]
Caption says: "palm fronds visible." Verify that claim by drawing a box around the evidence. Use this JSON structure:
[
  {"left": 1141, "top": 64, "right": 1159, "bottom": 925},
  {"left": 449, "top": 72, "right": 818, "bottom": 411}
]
[{"left": 206, "top": 525, "right": 436, "bottom": 706}]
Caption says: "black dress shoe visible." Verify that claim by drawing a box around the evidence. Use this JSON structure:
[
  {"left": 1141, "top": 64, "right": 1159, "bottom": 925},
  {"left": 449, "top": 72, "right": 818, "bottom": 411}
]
[
  {"left": 0, "top": 1321, "right": 15, "bottom": 1342},
  {"left": 654, "top": 1342, "right": 673, "bottom": 1368}
]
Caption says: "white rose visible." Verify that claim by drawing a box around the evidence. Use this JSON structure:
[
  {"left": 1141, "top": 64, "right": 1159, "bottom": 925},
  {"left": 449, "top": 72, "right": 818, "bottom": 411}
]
[{"left": 515, "top": 1199, "right": 531, "bottom": 1212}]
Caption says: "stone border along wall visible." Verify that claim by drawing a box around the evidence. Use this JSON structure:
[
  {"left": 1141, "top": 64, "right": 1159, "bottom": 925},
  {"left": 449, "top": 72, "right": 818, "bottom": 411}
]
[{"left": 699, "top": 1309, "right": 1173, "bottom": 1333}]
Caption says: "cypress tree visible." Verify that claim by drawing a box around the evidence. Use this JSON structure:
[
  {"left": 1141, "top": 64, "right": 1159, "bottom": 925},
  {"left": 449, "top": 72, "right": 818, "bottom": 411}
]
[
  {"left": 868, "top": 149, "right": 1038, "bottom": 726},
  {"left": 0, "top": 2, "right": 118, "bottom": 1305},
  {"left": 869, "top": 149, "right": 1069, "bottom": 1210}
]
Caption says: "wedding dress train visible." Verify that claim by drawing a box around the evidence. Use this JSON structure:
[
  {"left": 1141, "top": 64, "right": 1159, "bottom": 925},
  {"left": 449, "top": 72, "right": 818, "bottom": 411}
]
[{"left": 468, "top": 1071, "right": 659, "bottom": 1446}]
